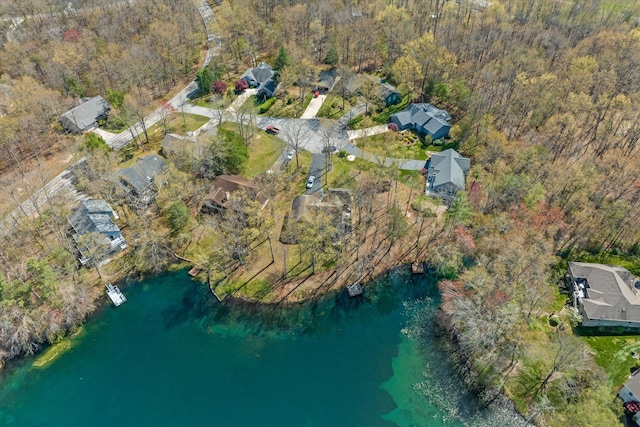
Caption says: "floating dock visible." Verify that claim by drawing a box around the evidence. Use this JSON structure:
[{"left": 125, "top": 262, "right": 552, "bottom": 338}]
[
  {"left": 106, "top": 284, "right": 127, "bottom": 307},
  {"left": 347, "top": 282, "right": 363, "bottom": 297}
]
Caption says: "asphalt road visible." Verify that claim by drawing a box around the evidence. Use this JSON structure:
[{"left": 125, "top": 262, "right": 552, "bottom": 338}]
[{"left": 306, "top": 153, "right": 326, "bottom": 194}]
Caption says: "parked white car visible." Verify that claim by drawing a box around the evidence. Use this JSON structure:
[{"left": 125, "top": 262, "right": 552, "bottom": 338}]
[{"left": 306, "top": 176, "right": 316, "bottom": 189}]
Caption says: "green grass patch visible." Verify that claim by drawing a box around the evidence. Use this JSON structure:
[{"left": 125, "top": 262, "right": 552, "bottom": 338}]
[
  {"left": 236, "top": 279, "right": 274, "bottom": 300},
  {"left": 256, "top": 93, "right": 314, "bottom": 118},
  {"left": 583, "top": 335, "right": 640, "bottom": 388},
  {"left": 316, "top": 94, "right": 350, "bottom": 119},
  {"left": 353, "top": 132, "right": 430, "bottom": 161},
  {"left": 573, "top": 252, "right": 640, "bottom": 276},
  {"left": 146, "top": 113, "right": 209, "bottom": 141},
  {"left": 245, "top": 131, "right": 285, "bottom": 178},
  {"left": 372, "top": 94, "right": 411, "bottom": 124},
  {"left": 191, "top": 93, "right": 233, "bottom": 109}
]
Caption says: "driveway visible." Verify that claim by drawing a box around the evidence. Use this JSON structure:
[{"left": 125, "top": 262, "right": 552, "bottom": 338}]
[
  {"left": 256, "top": 117, "right": 349, "bottom": 154},
  {"left": 306, "top": 153, "right": 325, "bottom": 194},
  {"left": 226, "top": 88, "right": 257, "bottom": 112},
  {"left": 300, "top": 94, "right": 327, "bottom": 119}
]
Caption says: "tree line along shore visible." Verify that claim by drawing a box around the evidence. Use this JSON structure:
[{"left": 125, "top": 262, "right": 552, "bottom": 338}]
[{"left": 2, "top": 0, "right": 640, "bottom": 425}]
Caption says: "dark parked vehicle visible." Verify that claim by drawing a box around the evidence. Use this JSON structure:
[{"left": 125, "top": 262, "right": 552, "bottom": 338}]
[{"left": 322, "top": 145, "right": 337, "bottom": 153}]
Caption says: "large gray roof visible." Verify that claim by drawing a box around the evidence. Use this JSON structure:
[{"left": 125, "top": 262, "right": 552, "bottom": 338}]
[
  {"left": 569, "top": 262, "right": 640, "bottom": 323},
  {"left": 60, "top": 96, "right": 110, "bottom": 133},
  {"left": 428, "top": 148, "right": 470, "bottom": 190},
  {"left": 625, "top": 370, "right": 640, "bottom": 399},
  {"left": 68, "top": 199, "right": 119, "bottom": 235},
  {"left": 112, "top": 155, "right": 167, "bottom": 195},
  {"left": 391, "top": 103, "right": 451, "bottom": 137},
  {"left": 241, "top": 62, "right": 275, "bottom": 85}
]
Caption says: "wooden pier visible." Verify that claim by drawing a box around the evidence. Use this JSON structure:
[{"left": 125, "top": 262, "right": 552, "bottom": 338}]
[
  {"left": 347, "top": 282, "right": 363, "bottom": 297},
  {"left": 411, "top": 262, "right": 425, "bottom": 274},
  {"left": 106, "top": 284, "right": 127, "bottom": 307}
]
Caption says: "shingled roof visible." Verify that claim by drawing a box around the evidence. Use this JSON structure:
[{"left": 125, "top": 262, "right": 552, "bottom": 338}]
[
  {"left": 68, "top": 200, "right": 117, "bottom": 234},
  {"left": 569, "top": 262, "right": 640, "bottom": 324},
  {"left": 428, "top": 148, "right": 470, "bottom": 191},
  {"left": 60, "top": 96, "right": 110, "bottom": 134},
  {"left": 111, "top": 155, "right": 167, "bottom": 196}
]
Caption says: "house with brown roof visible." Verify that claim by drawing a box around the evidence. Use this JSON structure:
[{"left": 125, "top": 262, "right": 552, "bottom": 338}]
[
  {"left": 200, "top": 175, "right": 264, "bottom": 214},
  {"left": 568, "top": 262, "right": 640, "bottom": 327}
]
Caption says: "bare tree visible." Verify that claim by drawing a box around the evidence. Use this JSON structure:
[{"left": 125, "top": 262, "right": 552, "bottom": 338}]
[{"left": 281, "top": 120, "right": 310, "bottom": 170}]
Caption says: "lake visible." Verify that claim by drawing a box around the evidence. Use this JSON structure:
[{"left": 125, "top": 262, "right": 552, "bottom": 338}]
[{"left": 0, "top": 269, "right": 523, "bottom": 426}]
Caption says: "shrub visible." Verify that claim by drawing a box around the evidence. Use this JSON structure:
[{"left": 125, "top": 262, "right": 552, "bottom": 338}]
[
  {"left": 388, "top": 122, "right": 399, "bottom": 132},
  {"left": 258, "top": 97, "right": 277, "bottom": 114},
  {"left": 337, "top": 150, "right": 348, "bottom": 158},
  {"left": 347, "top": 114, "right": 364, "bottom": 129},
  {"left": 212, "top": 80, "right": 227, "bottom": 95},
  {"left": 549, "top": 315, "right": 560, "bottom": 327},
  {"left": 235, "top": 79, "right": 249, "bottom": 93}
]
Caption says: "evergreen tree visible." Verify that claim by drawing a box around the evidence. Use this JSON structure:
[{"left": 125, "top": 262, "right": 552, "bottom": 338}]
[
  {"left": 274, "top": 46, "right": 291, "bottom": 71},
  {"left": 324, "top": 45, "right": 339, "bottom": 66}
]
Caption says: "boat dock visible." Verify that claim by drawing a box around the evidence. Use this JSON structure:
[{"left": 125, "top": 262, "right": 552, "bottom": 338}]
[
  {"left": 411, "top": 262, "right": 425, "bottom": 274},
  {"left": 347, "top": 282, "right": 363, "bottom": 297},
  {"left": 106, "top": 284, "right": 127, "bottom": 306}
]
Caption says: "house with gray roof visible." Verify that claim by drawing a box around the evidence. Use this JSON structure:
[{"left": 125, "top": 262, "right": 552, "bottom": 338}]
[
  {"left": 241, "top": 62, "right": 277, "bottom": 100},
  {"left": 390, "top": 103, "right": 451, "bottom": 140},
  {"left": 568, "top": 262, "right": 640, "bottom": 328},
  {"left": 619, "top": 369, "right": 640, "bottom": 404},
  {"left": 111, "top": 155, "right": 167, "bottom": 208},
  {"left": 425, "top": 148, "right": 470, "bottom": 199},
  {"left": 337, "top": 74, "right": 401, "bottom": 107},
  {"left": 60, "top": 96, "right": 110, "bottom": 134},
  {"left": 68, "top": 199, "right": 125, "bottom": 264}
]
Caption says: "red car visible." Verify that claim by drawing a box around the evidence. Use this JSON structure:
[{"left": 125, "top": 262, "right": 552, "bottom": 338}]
[{"left": 266, "top": 125, "right": 280, "bottom": 134}]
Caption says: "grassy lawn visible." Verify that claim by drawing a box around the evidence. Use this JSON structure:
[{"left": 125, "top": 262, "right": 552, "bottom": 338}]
[
  {"left": 256, "top": 92, "right": 314, "bottom": 118},
  {"left": 245, "top": 131, "right": 285, "bottom": 177},
  {"left": 146, "top": 113, "right": 209, "bottom": 140},
  {"left": 372, "top": 94, "right": 412, "bottom": 124},
  {"left": 190, "top": 93, "right": 233, "bottom": 109},
  {"left": 353, "top": 132, "right": 430, "bottom": 161},
  {"left": 217, "top": 121, "right": 286, "bottom": 177},
  {"left": 583, "top": 335, "right": 640, "bottom": 388},
  {"left": 316, "top": 93, "right": 351, "bottom": 119}
]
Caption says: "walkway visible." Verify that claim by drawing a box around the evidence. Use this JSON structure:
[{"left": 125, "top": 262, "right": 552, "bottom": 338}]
[
  {"left": 226, "top": 89, "right": 257, "bottom": 112},
  {"left": 346, "top": 125, "right": 388, "bottom": 141}
]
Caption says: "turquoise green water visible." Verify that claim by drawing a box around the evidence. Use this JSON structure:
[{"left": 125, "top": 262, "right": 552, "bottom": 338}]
[{"left": 0, "top": 270, "right": 521, "bottom": 426}]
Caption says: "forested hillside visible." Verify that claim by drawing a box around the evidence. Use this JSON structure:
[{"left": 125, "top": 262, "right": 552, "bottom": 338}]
[
  {"left": 1, "top": 0, "right": 640, "bottom": 425},
  {"left": 0, "top": 0, "right": 201, "bottom": 174}
]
